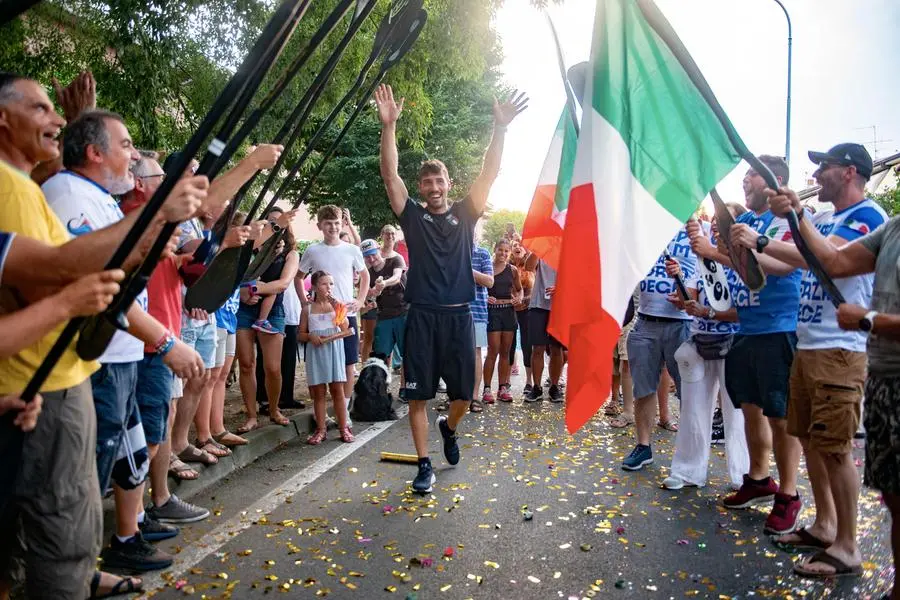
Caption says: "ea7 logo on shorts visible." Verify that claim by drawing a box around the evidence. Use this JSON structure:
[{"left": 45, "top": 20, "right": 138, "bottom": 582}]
[{"left": 405, "top": 382, "right": 417, "bottom": 389}]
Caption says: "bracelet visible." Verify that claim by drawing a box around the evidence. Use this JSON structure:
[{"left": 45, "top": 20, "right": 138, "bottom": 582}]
[
  {"left": 153, "top": 330, "right": 173, "bottom": 352},
  {"left": 156, "top": 334, "right": 175, "bottom": 357}
]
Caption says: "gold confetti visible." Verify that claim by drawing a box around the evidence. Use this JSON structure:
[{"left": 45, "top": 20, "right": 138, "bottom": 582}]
[
  {"left": 553, "top": 572, "right": 561, "bottom": 579},
  {"left": 265, "top": 575, "right": 278, "bottom": 581},
  {"left": 527, "top": 575, "right": 541, "bottom": 583},
  {"left": 484, "top": 561, "right": 500, "bottom": 569},
  {"left": 440, "top": 584, "right": 452, "bottom": 592},
  {"left": 384, "top": 585, "right": 397, "bottom": 593},
  {"left": 216, "top": 573, "right": 228, "bottom": 580}
]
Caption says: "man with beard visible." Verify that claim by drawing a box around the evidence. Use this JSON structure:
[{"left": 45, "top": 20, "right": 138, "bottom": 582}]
[
  {"left": 43, "top": 111, "right": 208, "bottom": 575},
  {"left": 375, "top": 83, "right": 527, "bottom": 494},
  {"left": 689, "top": 155, "right": 804, "bottom": 535},
  {"left": 0, "top": 73, "right": 204, "bottom": 599},
  {"left": 732, "top": 144, "right": 885, "bottom": 578}
]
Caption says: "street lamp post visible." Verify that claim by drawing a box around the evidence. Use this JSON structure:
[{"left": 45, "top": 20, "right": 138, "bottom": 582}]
[{"left": 771, "top": 0, "right": 792, "bottom": 165}]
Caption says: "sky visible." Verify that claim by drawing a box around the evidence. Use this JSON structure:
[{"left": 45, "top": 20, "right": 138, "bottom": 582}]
[{"left": 488, "top": 0, "right": 900, "bottom": 214}]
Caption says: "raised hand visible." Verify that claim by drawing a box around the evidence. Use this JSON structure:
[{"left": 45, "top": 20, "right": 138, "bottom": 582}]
[
  {"left": 493, "top": 90, "right": 529, "bottom": 127},
  {"left": 52, "top": 71, "right": 96, "bottom": 123},
  {"left": 248, "top": 144, "right": 284, "bottom": 171},
  {"left": 161, "top": 175, "right": 208, "bottom": 223},
  {"left": 223, "top": 225, "right": 251, "bottom": 249},
  {"left": 374, "top": 84, "right": 404, "bottom": 126}
]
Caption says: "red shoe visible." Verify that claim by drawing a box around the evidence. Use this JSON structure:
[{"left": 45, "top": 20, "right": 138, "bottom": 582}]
[
  {"left": 764, "top": 492, "right": 802, "bottom": 535},
  {"left": 498, "top": 385, "right": 513, "bottom": 402},
  {"left": 482, "top": 388, "right": 495, "bottom": 404},
  {"left": 723, "top": 474, "right": 777, "bottom": 509},
  {"left": 307, "top": 429, "right": 327, "bottom": 445}
]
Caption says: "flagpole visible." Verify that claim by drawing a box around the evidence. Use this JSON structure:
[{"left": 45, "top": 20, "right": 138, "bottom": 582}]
[
  {"left": 771, "top": 0, "right": 792, "bottom": 165},
  {"left": 546, "top": 14, "right": 580, "bottom": 135}
]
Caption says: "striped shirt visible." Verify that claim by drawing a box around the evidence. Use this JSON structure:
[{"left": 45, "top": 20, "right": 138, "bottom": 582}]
[{"left": 471, "top": 246, "right": 493, "bottom": 324}]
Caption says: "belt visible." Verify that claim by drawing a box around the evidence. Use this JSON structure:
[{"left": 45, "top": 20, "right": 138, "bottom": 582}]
[{"left": 638, "top": 313, "right": 688, "bottom": 323}]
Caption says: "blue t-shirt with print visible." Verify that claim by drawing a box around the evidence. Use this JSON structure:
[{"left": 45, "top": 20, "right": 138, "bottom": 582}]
[
  {"left": 215, "top": 289, "right": 241, "bottom": 334},
  {"left": 688, "top": 267, "right": 741, "bottom": 336},
  {"left": 731, "top": 210, "right": 801, "bottom": 335},
  {"left": 471, "top": 246, "right": 493, "bottom": 324},
  {"left": 638, "top": 226, "right": 696, "bottom": 320}
]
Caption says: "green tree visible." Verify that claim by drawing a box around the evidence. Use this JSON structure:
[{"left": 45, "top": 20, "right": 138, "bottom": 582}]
[
  {"left": 873, "top": 178, "right": 900, "bottom": 217},
  {"left": 481, "top": 208, "right": 526, "bottom": 247}
]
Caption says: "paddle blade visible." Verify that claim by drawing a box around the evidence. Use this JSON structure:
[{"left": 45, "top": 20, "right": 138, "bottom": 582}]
[
  {"left": 242, "top": 231, "right": 284, "bottom": 283},
  {"left": 380, "top": 8, "right": 426, "bottom": 72},
  {"left": 710, "top": 188, "right": 765, "bottom": 292},
  {"left": 184, "top": 246, "right": 245, "bottom": 312},
  {"left": 76, "top": 311, "right": 129, "bottom": 361}
]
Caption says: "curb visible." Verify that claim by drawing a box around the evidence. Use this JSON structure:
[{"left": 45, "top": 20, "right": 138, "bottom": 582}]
[{"left": 170, "top": 410, "right": 317, "bottom": 500}]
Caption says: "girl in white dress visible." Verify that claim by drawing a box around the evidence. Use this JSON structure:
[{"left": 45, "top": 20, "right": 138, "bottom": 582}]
[{"left": 300, "top": 271, "right": 355, "bottom": 444}]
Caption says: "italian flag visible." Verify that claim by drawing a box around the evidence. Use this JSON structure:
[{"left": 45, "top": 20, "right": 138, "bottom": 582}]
[
  {"left": 549, "top": 0, "right": 744, "bottom": 434},
  {"left": 521, "top": 107, "right": 578, "bottom": 270}
]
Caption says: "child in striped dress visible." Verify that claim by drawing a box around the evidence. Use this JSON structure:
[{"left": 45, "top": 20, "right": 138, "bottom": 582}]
[{"left": 300, "top": 271, "right": 355, "bottom": 444}]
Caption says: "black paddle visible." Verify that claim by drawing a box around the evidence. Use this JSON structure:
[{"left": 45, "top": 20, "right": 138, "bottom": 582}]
[
  {"left": 69, "top": 0, "right": 310, "bottom": 363},
  {"left": 181, "top": 0, "right": 384, "bottom": 299},
  {"left": 185, "top": 0, "right": 374, "bottom": 277},
  {"left": 185, "top": 4, "right": 424, "bottom": 312},
  {"left": 636, "top": 0, "right": 845, "bottom": 307},
  {"left": 663, "top": 251, "right": 691, "bottom": 301},
  {"left": 241, "top": 8, "right": 427, "bottom": 288},
  {"left": 709, "top": 187, "right": 765, "bottom": 291}
]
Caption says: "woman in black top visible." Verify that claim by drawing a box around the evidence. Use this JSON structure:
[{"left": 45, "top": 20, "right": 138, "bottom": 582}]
[{"left": 483, "top": 239, "right": 522, "bottom": 403}]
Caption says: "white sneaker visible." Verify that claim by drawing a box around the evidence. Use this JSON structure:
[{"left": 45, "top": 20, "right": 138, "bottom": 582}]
[
  {"left": 437, "top": 379, "right": 447, "bottom": 394},
  {"left": 662, "top": 476, "right": 701, "bottom": 490}
]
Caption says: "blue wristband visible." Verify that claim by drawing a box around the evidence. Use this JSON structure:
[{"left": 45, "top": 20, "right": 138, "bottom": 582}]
[{"left": 157, "top": 337, "right": 175, "bottom": 357}]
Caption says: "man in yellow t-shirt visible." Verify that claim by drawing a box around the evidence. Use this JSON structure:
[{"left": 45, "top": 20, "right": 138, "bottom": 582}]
[{"left": 0, "top": 73, "right": 205, "bottom": 600}]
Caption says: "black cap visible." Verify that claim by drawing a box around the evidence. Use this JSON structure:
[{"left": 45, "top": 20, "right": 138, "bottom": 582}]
[{"left": 808, "top": 143, "right": 873, "bottom": 180}]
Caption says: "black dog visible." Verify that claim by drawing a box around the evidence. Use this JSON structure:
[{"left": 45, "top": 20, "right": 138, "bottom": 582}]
[{"left": 350, "top": 354, "right": 398, "bottom": 422}]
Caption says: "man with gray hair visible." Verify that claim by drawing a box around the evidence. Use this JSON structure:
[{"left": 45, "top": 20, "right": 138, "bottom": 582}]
[{"left": 43, "top": 110, "right": 206, "bottom": 574}]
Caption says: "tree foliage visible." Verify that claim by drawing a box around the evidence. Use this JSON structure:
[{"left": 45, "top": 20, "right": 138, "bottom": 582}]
[
  {"left": 873, "top": 177, "right": 900, "bottom": 217},
  {"left": 481, "top": 208, "right": 526, "bottom": 248},
  {"left": 1, "top": 0, "right": 532, "bottom": 231}
]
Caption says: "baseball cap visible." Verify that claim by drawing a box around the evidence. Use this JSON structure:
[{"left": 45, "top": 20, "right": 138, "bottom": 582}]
[
  {"left": 808, "top": 143, "right": 873, "bottom": 180},
  {"left": 360, "top": 239, "right": 379, "bottom": 257}
]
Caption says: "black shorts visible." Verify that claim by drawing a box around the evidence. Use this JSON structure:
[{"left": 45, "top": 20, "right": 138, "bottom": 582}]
[
  {"left": 725, "top": 332, "right": 796, "bottom": 418},
  {"left": 403, "top": 304, "right": 475, "bottom": 401},
  {"left": 528, "top": 308, "right": 563, "bottom": 348},
  {"left": 343, "top": 316, "right": 359, "bottom": 366},
  {"left": 863, "top": 374, "right": 900, "bottom": 495},
  {"left": 487, "top": 305, "right": 516, "bottom": 332}
]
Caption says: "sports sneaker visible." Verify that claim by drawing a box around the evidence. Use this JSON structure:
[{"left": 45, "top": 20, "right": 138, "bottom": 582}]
[
  {"left": 482, "top": 388, "right": 495, "bottom": 404},
  {"left": 146, "top": 494, "right": 210, "bottom": 524},
  {"left": 548, "top": 384, "right": 563, "bottom": 403},
  {"left": 139, "top": 515, "right": 179, "bottom": 542},
  {"left": 764, "top": 492, "right": 802, "bottom": 535},
  {"left": 711, "top": 408, "right": 725, "bottom": 445},
  {"left": 412, "top": 460, "right": 436, "bottom": 494},
  {"left": 497, "top": 384, "right": 513, "bottom": 402},
  {"left": 251, "top": 319, "right": 279, "bottom": 334},
  {"left": 523, "top": 383, "right": 533, "bottom": 396},
  {"left": 622, "top": 444, "right": 653, "bottom": 471},
  {"left": 437, "top": 379, "right": 447, "bottom": 394},
  {"left": 723, "top": 475, "right": 778, "bottom": 510},
  {"left": 524, "top": 385, "right": 543, "bottom": 403},
  {"left": 398, "top": 389, "right": 408, "bottom": 403},
  {"left": 435, "top": 415, "right": 460, "bottom": 466},
  {"left": 100, "top": 532, "right": 173, "bottom": 572}
]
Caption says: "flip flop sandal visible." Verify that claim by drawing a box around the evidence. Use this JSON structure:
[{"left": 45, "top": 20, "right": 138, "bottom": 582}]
[
  {"left": 269, "top": 412, "right": 290, "bottom": 426},
  {"left": 604, "top": 404, "right": 623, "bottom": 416},
  {"left": 792, "top": 551, "right": 862, "bottom": 579},
  {"left": 89, "top": 571, "right": 143, "bottom": 599},
  {"left": 213, "top": 431, "right": 249, "bottom": 447},
  {"left": 609, "top": 415, "right": 635, "bottom": 429},
  {"left": 196, "top": 438, "right": 231, "bottom": 457},
  {"left": 178, "top": 444, "right": 218, "bottom": 465},
  {"left": 469, "top": 399, "right": 484, "bottom": 413},
  {"left": 236, "top": 421, "right": 260, "bottom": 434},
  {"left": 657, "top": 419, "right": 679, "bottom": 432},
  {"left": 168, "top": 457, "right": 200, "bottom": 480},
  {"left": 771, "top": 527, "right": 832, "bottom": 552}
]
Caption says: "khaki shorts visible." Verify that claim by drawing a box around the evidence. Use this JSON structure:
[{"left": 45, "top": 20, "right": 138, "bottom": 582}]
[
  {"left": 0, "top": 380, "right": 102, "bottom": 599},
  {"left": 787, "top": 348, "right": 866, "bottom": 454},
  {"left": 617, "top": 319, "right": 636, "bottom": 361}
]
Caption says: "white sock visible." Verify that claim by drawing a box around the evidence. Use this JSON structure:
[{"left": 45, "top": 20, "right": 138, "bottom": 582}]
[
  {"left": 136, "top": 511, "right": 145, "bottom": 524},
  {"left": 115, "top": 533, "right": 136, "bottom": 543}
]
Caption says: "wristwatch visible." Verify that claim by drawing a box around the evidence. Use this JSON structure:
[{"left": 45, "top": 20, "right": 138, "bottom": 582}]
[
  {"left": 271, "top": 223, "right": 282, "bottom": 233},
  {"left": 707, "top": 307, "right": 716, "bottom": 320},
  {"left": 859, "top": 310, "right": 878, "bottom": 333},
  {"left": 756, "top": 235, "right": 770, "bottom": 254}
]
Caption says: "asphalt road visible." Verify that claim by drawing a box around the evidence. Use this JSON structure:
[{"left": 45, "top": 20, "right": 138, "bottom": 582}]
[{"left": 134, "top": 383, "right": 893, "bottom": 600}]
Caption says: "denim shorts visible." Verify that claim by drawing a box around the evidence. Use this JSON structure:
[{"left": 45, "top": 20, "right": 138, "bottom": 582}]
[
  {"left": 236, "top": 302, "right": 286, "bottom": 335},
  {"left": 473, "top": 321, "right": 488, "bottom": 349},
  {"left": 136, "top": 353, "right": 174, "bottom": 444},
  {"left": 374, "top": 314, "right": 406, "bottom": 359},
  {"left": 91, "top": 362, "right": 147, "bottom": 493},
  {"left": 182, "top": 320, "right": 217, "bottom": 368}
]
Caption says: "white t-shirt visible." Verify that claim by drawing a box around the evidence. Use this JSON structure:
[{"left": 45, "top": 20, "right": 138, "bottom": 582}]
[
  {"left": 637, "top": 226, "right": 696, "bottom": 320},
  {"left": 43, "top": 171, "right": 148, "bottom": 364},
  {"left": 796, "top": 199, "right": 887, "bottom": 352},
  {"left": 298, "top": 241, "right": 365, "bottom": 316},
  {"left": 282, "top": 278, "right": 302, "bottom": 326}
]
